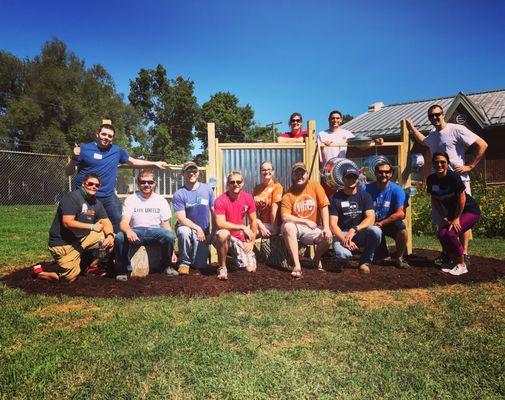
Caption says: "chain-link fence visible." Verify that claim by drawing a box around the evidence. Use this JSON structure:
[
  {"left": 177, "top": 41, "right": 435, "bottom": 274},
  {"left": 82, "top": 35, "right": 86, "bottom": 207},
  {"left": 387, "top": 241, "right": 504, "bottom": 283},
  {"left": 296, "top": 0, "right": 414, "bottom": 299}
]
[{"left": 0, "top": 150, "right": 206, "bottom": 206}]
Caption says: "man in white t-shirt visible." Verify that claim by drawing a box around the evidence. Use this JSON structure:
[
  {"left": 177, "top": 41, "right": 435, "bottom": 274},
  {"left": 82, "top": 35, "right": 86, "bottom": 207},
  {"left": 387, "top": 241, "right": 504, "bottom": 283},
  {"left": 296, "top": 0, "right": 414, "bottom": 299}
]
[
  {"left": 406, "top": 104, "right": 488, "bottom": 262},
  {"left": 115, "top": 169, "right": 177, "bottom": 280},
  {"left": 317, "top": 110, "right": 355, "bottom": 164}
]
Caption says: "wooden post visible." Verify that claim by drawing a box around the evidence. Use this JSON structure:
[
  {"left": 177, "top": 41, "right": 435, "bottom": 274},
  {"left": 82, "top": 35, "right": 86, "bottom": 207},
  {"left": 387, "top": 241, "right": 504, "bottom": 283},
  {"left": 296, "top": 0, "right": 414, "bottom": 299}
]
[
  {"left": 306, "top": 120, "right": 319, "bottom": 182},
  {"left": 398, "top": 120, "right": 413, "bottom": 254},
  {"left": 207, "top": 123, "right": 218, "bottom": 262}
]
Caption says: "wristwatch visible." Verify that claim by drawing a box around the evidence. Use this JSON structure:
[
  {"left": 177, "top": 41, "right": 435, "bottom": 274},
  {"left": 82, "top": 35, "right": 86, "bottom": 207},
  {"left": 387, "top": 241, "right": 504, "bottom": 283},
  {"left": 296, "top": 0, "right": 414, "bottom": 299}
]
[{"left": 351, "top": 225, "right": 359, "bottom": 232}]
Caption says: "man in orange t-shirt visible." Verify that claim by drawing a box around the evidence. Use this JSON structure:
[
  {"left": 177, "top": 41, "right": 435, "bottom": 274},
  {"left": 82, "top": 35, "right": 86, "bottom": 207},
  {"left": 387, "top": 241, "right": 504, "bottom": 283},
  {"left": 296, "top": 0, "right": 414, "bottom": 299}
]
[
  {"left": 280, "top": 162, "right": 332, "bottom": 278},
  {"left": 253, "top": 161, "right": 283, "bottom": 237}
]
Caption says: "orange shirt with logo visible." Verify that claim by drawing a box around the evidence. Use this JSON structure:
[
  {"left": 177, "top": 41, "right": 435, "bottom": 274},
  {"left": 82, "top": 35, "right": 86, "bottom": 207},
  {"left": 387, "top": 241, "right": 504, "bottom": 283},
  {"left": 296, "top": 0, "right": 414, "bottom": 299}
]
[
  {"left": 253, "top": 181, "right": 283, "bottom": 224},
  {"left": 281, "top": 180, "right": 329, "bottom": 224}
]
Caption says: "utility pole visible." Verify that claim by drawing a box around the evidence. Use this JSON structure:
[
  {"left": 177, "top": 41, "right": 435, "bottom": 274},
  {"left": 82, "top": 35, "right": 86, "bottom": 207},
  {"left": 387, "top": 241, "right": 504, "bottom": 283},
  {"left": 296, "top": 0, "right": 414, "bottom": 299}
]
[{"left": 267, "top": 121, "right": 283, "bottom": 141}]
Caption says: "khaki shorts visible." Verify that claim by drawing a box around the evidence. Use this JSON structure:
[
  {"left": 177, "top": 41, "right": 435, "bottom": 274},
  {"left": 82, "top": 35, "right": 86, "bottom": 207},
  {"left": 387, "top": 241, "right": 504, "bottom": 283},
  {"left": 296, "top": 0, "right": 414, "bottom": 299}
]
[
  {"left": 48, "top": 231, "right": 103, "bottom": 281},
  {"left": 282, "top": 222, "right": 324, "bottom": 246}
]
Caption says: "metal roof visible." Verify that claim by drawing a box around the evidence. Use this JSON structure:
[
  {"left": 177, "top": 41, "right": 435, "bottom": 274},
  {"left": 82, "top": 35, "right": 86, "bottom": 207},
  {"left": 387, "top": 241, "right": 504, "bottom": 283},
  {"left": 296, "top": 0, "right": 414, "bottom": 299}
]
[{"left": 342, "top": 89, "right": 505, "bottom": 137}]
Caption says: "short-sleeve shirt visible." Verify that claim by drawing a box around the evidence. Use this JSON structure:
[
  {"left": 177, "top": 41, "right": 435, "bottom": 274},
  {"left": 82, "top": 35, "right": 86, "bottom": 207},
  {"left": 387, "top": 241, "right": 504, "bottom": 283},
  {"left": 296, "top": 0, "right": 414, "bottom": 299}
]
[
  {"left": 75, "top": 141, "right": 130, "bottom": 197},
  {"left": 214, "top": 191, "right": 256, "bottom": 241},
  {"left": 172, "top": 183, "right": 215, "bottom": 230},
  {"left": 278, "top": 130, "right": 308, "bottom": 139},
  {"left": 49, "top": 189, "right": 108, "bottom": 246},
  {"left": 317, "top": 128, "right": 355, "bottom": 163},
  {"left": 365, "top": 181, "right": 406, "bottom": 222},
  {"left": 424, "top": 123, "right": 480, "bottom": 182},
  {"left": 329, "top": 189, "right": 374, "bottom": 230},
  {"left": 122, "top": 192, "right": 171, "bottom": 228},
  {"left": 281, "top": 181, "right": 329, "bottom": 224},
  {"left": 253, "top": 181, "right": 283, "bottom": 224},
  {"left": 427, "top": 170, "right": 480, "bottom": 219}
]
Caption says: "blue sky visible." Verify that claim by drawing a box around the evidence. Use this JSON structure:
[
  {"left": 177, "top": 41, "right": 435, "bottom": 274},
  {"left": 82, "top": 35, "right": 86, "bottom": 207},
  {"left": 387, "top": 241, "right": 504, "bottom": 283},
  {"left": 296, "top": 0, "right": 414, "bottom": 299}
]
[{"left": 2, "top": 0, "right": 505, "bottom": 139}]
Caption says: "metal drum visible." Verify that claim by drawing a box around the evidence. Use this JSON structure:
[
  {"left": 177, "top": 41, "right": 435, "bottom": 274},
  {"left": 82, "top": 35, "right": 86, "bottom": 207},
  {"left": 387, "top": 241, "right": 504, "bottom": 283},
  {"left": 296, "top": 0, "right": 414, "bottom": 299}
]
[
  {"left": 321, "top": 157, "right": 359, "bottom": 189},
  {"left": 363, "top": 155, "right": 392, "bottom": 181},
  {"left": 410, "top": 153, "right": 425, "bottom": 171}
]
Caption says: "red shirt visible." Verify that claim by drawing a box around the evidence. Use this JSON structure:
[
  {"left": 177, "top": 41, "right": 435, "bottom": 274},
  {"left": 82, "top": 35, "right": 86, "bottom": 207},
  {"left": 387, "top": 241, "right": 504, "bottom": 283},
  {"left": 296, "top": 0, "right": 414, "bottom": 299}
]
[
  {"left": 278, "top": 130, "right": 308, "bottom": 139},
  {"left": 214, "top": 191, "right": 256, "bottom": 241}
]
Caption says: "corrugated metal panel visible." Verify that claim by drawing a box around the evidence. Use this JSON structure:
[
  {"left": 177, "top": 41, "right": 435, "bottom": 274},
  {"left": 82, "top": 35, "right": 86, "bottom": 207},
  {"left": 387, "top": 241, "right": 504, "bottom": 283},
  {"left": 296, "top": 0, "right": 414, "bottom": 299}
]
[
  {"left": 221, "top": 148, "right": 304, "bottom": 194},
  {"left": 343, "top": 89, "right": 505, "bottom": 137}
]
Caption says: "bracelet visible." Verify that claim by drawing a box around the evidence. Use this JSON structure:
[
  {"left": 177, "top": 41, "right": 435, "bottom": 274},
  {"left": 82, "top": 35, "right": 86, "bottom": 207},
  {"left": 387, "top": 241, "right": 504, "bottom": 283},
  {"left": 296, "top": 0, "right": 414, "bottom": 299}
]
[
  {"left": 105, "top": 232, "right": 114, "bottom": 238},
  {"left": 90, "top": 224, "right": 94, "bottom": 231}
]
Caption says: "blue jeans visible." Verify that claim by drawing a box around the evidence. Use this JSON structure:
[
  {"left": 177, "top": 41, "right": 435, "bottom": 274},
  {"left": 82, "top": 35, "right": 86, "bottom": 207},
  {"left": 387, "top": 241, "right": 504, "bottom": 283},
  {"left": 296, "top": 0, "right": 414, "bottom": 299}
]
[
  {"left": 114, "top": 227, "right": 175, "bottom": 274},
  {"left": 97, "top": 194, "right": 122, "bottom": 233},
  {"left": 176, "top": 226, "right": 210, "bottom": 269},
  {"left": 332, "top": 226, "right": 382, "bottom": 265}
]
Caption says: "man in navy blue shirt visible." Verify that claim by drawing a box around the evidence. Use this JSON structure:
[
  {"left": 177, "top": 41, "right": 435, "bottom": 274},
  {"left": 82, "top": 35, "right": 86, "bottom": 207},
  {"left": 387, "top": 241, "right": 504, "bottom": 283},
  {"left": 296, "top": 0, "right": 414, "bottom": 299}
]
[
  {"left": 365, "top": 160, "right": 410, "bottom": 268},
  {"left": 329, "top": 167, "right": 381, "bottom": 274},
  {"left": 65, "top": 121, "right": 169, "bottom": 232}
]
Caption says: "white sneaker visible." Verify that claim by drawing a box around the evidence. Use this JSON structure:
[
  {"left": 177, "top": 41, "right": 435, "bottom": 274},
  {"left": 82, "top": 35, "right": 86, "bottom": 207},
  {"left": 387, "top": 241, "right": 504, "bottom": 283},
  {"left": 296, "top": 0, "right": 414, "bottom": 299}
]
[{"left": 447, "top": 263, "right": 468, "bottom": 276}]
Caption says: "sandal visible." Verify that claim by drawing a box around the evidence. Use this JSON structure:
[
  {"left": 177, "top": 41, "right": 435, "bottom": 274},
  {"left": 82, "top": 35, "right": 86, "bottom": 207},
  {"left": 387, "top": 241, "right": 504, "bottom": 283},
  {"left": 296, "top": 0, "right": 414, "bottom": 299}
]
[
  {"left": 217, "top": 267, "right": 228, "bottom": 280},
  {"left": 291, "top": 269, "right": 302, "bottom": 279}
]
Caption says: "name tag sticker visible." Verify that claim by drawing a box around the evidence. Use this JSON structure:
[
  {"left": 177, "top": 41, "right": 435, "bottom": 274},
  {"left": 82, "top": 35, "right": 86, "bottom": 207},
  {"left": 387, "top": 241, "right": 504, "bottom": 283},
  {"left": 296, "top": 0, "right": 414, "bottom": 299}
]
[
  {"left": 432, "top": 185, "right": 439, "bottom": 192},
  {"left": 93, "top": 153, "right": 103, "bottom": 160},
  {"left": 341, "top": 201, "right": 350, "bottom": 207},
  {"left": 384, "top": 201, "right": 391, "bottom": 208},
  {"left": 201, "top": 198, "right": 209, "bottom": 205}
]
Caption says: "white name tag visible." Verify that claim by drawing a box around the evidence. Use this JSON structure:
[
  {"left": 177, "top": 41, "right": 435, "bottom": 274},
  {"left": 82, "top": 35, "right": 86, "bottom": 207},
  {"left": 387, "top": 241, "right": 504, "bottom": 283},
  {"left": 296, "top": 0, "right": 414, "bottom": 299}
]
[
  {"left": 341, "top": 201, "right": 350, "bottom": 207},
  {"left": 384, "top": 201, "right": 390, "bottom": 208},
  {"left": 93, "top": 153, "right": 103, "bottom": 160},
  {"left": 200, "top": 198, "right": 209, "bottom": 206},
  {"left": 432, "top": 185, "right": 439, "bottom": 192}
]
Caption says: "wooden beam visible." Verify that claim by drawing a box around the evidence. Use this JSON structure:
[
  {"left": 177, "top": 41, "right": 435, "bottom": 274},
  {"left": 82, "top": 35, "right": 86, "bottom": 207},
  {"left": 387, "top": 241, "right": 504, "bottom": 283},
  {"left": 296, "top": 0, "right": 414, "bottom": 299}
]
[
  {"left": 306, "top": 120, "right": 319, "bottom": 182},
  {"left": 398, "top": 120, "right": 413, "bottom": 254}
]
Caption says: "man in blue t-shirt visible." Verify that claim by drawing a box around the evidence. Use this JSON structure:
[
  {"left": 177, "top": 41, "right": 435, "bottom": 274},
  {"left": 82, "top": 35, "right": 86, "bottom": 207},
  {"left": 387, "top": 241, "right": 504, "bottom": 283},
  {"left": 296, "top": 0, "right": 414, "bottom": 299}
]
[
  {"left": 65, "top": 121, "right": 169, "bottom": 232},
  {"left": 365, "top": 160, "right": 411, "bottom": 268},
  {"left": 172, "top": 162, "right": 216, "bottom": 274},
  {"left": 329, "top": 167, "right": 381, "bottom": 274}
]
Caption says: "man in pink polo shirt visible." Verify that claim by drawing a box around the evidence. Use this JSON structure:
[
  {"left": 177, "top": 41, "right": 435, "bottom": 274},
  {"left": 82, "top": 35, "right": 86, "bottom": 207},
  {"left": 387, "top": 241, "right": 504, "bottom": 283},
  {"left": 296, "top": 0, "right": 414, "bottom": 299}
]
[{"left": 214, "top": 171, "right": 258, "bottom": 280}]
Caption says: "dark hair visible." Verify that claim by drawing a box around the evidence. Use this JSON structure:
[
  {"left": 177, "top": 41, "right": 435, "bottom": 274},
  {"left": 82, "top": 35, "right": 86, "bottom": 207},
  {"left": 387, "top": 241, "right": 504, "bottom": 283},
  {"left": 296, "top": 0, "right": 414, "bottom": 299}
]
[
  {"left": 99, "top": 124, "right": 116, "bottom": 134},
  {"left": 289, "top": 112, "right": 302, "bottom": 123},
  {"left": 328, "top": 110, "right": 343, "bottom": 119},
  {"left": 427, "top": 104, "right": 444, "bottom": 115},
  {"left": 137, "top": 169, "right": 156, "bottom": 182},
  {"left": 260, "top": 161, "right": 274, "bottom": 171},
  {"left": 374, "top": 161, "right": 392, "bottom": 173},
  {"left": 432, "top": 151, "right": 450, "bottom": 163},
  {"left": 83, "top": 173, "right": 100, "bottom": 182}
]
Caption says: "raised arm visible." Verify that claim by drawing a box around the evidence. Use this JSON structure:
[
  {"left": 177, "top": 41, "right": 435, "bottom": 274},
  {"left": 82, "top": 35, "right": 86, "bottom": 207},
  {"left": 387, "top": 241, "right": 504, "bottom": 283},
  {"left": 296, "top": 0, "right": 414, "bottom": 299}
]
[
  {"left": 405, "top": 118, "right": 427, "bottom": 146},
  {"left": 126, "top": 157, "right": 169, "bottom": 170}
]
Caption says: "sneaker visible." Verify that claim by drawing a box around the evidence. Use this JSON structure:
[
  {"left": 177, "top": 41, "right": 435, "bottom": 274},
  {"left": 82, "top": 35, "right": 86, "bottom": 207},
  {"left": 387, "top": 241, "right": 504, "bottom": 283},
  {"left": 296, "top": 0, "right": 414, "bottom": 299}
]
[
  {"left": 165, "top": 267, "right": 179, "bottom": 277},
  {"left": 178, "top": 265, "right": 190, "bottom": 275},
  {"left": 464, "top": 254, "right": 471, "bottom": 267},
  {"left": 116, "top": 274, "right": 128, "bottom": 282},
  {"left": 217, "top": 267, "right": 228, "bottom": 280},
  {"left": 394, "top": 258, "right": 411, "bottom": 269},
  {"left": 359, "top": 263, "right": 371, "bottom": 274},
  {"left": 445, "top": 263, "right": 468, "bottom": 276},
  {"left": 434, "top": 253, "right": 451, "bottom": 267},
  {"left": 31, "top": 264, "right": 43, "bottom": 279}
]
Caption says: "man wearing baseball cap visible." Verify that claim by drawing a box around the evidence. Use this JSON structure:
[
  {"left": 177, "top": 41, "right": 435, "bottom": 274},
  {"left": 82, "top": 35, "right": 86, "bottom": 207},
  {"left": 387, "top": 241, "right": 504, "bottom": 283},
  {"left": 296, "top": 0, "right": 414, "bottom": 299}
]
[
  {"left": 172, "top": 162, "right": 216, "bottom": 274},
  {"left": 280, "top": 162, "right": 332, "bottom": 278},
  {"left": 329, "top": 166, "right": 381, "bottom": 274}
]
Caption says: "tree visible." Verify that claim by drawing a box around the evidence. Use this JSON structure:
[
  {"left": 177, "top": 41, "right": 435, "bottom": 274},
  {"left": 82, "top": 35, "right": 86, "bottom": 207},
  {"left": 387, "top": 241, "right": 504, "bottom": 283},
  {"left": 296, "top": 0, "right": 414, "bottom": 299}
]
[
  {"left": 342, "top": 113, "right": 353, "bottom": 124},
  {"left": 128, "top": 65, "right": 198, "bottom": 163},
  {"left": 0, "top": 38, "right": 138, "bottom": 154}
]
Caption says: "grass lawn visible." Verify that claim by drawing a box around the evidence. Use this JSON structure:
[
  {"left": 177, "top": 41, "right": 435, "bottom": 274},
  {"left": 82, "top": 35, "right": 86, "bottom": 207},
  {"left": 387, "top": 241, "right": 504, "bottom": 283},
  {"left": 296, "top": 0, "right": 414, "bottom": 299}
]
[{"left": 1, "top": 205, "right": 504, "bottom": 399}]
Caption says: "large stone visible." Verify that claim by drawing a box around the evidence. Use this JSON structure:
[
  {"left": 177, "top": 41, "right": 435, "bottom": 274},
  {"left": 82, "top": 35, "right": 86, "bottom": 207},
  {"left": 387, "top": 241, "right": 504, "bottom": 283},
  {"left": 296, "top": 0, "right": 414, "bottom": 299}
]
[{"left": 130, "top": 245, "right": 162, "bottom": 277}]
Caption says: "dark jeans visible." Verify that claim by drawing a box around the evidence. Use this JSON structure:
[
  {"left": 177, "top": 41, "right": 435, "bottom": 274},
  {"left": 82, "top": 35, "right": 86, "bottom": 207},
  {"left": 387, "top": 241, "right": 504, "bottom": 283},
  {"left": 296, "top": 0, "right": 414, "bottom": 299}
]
[
  {"left": 114, "top": 227, "right": 175, "bottom": 274},
  {"left": 374, "top": 220, "right": 406, "bottom": 260},
  {"left": 97, "top": 194, "right": 122, "bottom": 233}
]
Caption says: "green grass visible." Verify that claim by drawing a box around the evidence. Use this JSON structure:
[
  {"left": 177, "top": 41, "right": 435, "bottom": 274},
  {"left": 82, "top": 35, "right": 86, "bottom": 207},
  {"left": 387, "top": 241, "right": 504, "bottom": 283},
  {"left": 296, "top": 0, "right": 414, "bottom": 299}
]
[{"left": 1, "top": 205, "right": 504, "bottom": 399}]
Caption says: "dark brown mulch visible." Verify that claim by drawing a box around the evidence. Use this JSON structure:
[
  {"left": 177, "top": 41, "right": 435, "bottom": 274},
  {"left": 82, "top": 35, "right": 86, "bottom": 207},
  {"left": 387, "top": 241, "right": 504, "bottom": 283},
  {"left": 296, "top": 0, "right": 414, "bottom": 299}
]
[{"left": 3, "top": 249, "right": 504, "bottom": 299}]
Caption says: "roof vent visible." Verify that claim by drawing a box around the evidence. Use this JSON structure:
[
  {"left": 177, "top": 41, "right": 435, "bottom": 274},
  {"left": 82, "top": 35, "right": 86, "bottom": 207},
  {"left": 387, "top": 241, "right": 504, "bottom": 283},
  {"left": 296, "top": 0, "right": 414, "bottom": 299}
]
[{"left": 368, "top": 102, "right": 384, "bottom": 112}]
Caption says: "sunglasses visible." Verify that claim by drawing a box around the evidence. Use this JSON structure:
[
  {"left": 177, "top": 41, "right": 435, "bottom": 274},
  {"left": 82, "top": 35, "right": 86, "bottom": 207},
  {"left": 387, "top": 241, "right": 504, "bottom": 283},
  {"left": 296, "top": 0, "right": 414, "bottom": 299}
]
[
  {"left": 184, "top": 167, "right": 199, "bottom": 174},
  {"left": 433, "top": 160, "right": 447, "bottom": 165},
  {"left": 261, "top": 168, "right": 273, "bottom": 173},
  {"left": 428, "top": 112, "right": 443, "bottom": 119},
  {"left": 84, "top": 181, "right": 101, "bottom": 188},
  {"left": 139, "top": 180, "right": 155, "bottom": 185},
  {"left": 290, "top": 119, "right": 302, "bottom": 123},
  {"left": 228, "top": 180, "right": 243, "bottom": 186},
  {"left": 376, "top": 170, "right": 392, "bottom": 175}
]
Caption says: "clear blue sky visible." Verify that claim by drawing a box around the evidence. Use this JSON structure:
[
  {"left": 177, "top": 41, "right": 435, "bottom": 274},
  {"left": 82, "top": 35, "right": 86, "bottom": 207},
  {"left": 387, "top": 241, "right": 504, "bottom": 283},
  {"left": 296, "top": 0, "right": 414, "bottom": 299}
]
[{"left": 2, "top": 0, "right": 505, "bottom": 138}]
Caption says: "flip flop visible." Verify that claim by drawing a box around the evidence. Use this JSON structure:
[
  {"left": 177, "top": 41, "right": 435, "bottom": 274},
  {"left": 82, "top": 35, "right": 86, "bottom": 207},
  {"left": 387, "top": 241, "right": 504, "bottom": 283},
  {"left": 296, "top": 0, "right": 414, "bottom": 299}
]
[{"left": 217, "top": 267, "right": 228, "bottom": 280}]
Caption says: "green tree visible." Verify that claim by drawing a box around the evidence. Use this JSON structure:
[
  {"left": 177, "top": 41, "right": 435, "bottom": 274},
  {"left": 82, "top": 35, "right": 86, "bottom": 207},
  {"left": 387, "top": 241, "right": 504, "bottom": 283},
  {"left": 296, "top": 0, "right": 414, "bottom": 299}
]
[
  {"left": 342, "top": 113, "right": 353, "bottom": 124},
  {"left": 0, "top": 38, "right": 138, "bottom": 154},
  {"left": 128, "top": 65, "right": 198, "bottom": 163}
]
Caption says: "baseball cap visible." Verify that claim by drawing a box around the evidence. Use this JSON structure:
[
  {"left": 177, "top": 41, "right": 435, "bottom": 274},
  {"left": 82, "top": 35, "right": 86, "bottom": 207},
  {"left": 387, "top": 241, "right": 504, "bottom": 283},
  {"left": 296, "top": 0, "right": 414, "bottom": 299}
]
[
  {"left": 182, "top": 161, "right": 198, "bottom": 171},
  {"left": 291, "top": 162, "right": 307, "bottom": 173},
  {"left": 343, "top": 167, "right": 360, "bottom": 178}
]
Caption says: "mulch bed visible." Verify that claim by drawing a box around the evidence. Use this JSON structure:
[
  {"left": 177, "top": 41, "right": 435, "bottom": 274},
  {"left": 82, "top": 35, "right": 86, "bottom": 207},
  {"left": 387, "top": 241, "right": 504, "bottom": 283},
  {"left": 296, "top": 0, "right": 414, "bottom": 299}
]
[{"left": 3, "top": 249, "right": 505, "bottom": 298}]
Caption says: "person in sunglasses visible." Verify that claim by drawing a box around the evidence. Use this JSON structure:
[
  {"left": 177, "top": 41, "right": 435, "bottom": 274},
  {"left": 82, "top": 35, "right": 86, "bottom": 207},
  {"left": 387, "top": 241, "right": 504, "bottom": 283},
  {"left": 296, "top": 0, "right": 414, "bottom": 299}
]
[
  {"left": 277, "top": 112, "right": 308, "bottom": 143},
  {"left": 65, "top": 121, "right": 169, "bottom": 232},
  {"left": 365, "top": 159, "right": 410, "bottom": 268},
  {"left": 214, "top": 171, "right": 258, "bottom": 280},
  {"left": 173, "top": 162, "right": 216, "bottom": 275},
  {"left": 114, "top": 169, "right": 177, "bottom": 281},
  {"left": 33, "top": 173, "right": 115, "bottom": 282},
  {"left": 406, "top": 105, "right": 487, "bottom": 266}
]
